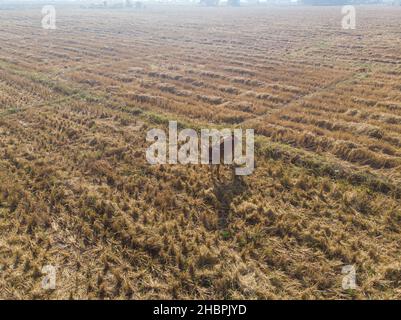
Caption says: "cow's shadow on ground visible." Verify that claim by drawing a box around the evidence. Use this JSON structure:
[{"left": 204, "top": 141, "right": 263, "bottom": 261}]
[{"left": 212, "top": 175, "right": 247, "bottom": 229}]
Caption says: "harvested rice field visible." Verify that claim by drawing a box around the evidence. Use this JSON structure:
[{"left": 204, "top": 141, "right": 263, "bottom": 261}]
[{"left": 0, "top": 4, "right": 401, "bottom": 299}]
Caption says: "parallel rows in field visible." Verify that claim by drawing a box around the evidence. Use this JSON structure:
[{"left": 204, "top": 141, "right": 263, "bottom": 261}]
[{"left": 1, "top": 7, "right": 401, "bottom": 299}]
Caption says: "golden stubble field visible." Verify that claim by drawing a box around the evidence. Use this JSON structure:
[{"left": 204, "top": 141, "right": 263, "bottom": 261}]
[{"left": 0, "top": 5, "right": 401, "bottom": 299}]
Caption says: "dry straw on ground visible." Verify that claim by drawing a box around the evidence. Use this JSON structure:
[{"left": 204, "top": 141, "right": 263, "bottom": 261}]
[{"left": 0, "top": 6, "right": 401, "bottom": 299}]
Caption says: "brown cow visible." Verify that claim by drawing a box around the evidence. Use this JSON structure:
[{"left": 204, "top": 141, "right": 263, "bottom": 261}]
[{"left": 208, "top": 133, "right": 239, "bottom": 182}]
